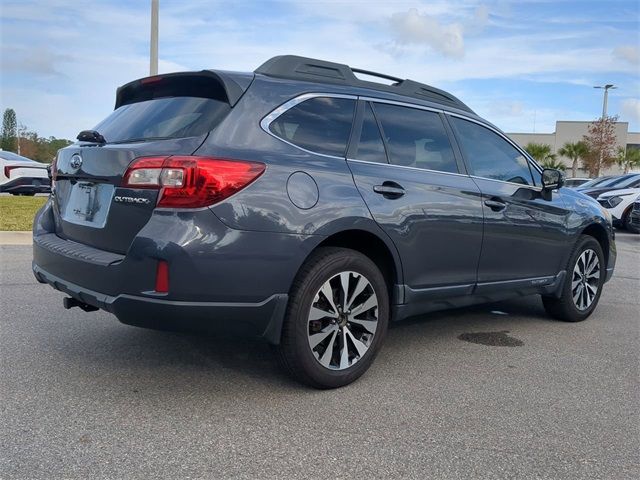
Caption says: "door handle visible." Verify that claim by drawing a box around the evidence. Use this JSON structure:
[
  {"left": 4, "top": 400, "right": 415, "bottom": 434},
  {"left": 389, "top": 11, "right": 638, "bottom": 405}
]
[
  {"left": 373, "top": 182, "right": 405, "bottom": 198},
  {"left": 484, "top": 198, "right": 506, "bottom": 211}
]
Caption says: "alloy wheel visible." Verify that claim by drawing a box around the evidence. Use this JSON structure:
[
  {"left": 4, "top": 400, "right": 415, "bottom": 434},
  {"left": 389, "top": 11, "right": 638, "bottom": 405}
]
[
  {"left": 307, "top": 271, "right": 378, "bottom": 370},
  {"left": 571, "top": 248, "right": 600, "bottom": 311}
]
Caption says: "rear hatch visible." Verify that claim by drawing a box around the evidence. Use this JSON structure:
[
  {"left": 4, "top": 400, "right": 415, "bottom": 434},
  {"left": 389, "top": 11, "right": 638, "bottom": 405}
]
[{"left": 52, "top": 71, "right": 252, "bottom": 254}]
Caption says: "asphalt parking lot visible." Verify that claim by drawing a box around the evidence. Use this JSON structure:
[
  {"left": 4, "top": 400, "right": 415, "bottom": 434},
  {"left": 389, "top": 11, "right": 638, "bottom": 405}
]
[{"left": 1, "top": 233, "right": 638, "bottom": 479}]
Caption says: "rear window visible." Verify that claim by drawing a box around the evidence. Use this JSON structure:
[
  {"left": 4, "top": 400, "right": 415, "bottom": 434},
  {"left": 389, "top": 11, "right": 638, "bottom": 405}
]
[
  {"left": 269, "top": 97, "right": 355, "bottom": 157},
  {"left": 92, "top": 97, "right": 231, "bottom": 144}
]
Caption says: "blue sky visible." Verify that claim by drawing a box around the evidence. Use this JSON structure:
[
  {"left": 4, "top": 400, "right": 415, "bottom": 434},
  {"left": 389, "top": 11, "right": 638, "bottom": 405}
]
[{"left": 1, "top": 0, "right": 639, "bottom": 140}]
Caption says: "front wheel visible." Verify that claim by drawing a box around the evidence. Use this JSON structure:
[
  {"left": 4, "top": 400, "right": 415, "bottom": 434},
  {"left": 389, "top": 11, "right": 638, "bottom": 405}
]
[
  {"left": 542, "top": 235, "right": 605, "bottom": 322},
  {"left": 277, "top": 247, "right": 389, "bottom": 389},
  {"left": 622, "top": 208, "right": 640, "bottom": 234}
]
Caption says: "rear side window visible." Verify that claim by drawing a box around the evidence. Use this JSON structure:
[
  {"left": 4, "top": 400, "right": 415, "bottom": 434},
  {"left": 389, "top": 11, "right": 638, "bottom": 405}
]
[
  {"left": 373, "top": 103, "right": 458, "bottom": 173},
  {"left": 354, "top": 103, "right": 387, "bottom": 163},
  {"left": 269, "top": 97, "right": 355, "bottom": 157},
  {"left": 451, "top": 117, "right": 535, "bottom": 186},
  {"left": 93, "top": 97, "right": 231, "bottom": 143}
]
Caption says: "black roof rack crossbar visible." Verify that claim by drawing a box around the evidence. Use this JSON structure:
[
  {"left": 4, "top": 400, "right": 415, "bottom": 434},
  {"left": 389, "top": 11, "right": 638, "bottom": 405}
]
[{"left": 254, "top": 55, "right": 473, "bottom": 113}]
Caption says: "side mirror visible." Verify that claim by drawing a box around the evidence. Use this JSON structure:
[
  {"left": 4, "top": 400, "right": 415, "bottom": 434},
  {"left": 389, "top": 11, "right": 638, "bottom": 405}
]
[{"left": 542, "top": 168, "right": 564, "bottom": 191}]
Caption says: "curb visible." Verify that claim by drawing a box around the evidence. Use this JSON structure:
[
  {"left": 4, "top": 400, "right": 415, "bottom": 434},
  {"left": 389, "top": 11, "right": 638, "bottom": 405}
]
[{"left": 0, "top": 231, "right": 33, "bottom": 245}]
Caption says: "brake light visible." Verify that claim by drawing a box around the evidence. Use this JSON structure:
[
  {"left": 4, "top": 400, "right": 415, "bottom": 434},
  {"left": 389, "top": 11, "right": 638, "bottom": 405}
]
[
  {"left": 122, "top": 156, "right": 265, "bottom": 208},
  {"left": 4, "top": 165, "right": 20, "bottom": 178}
]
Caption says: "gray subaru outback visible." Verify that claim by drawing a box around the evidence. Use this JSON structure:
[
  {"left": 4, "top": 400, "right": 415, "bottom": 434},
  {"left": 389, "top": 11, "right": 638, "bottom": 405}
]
[{"left": 33, "top": 55, "right": 616, "bottom": 388}]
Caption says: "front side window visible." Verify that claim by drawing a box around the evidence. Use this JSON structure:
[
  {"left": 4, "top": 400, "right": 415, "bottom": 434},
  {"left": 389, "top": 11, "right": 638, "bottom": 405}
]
[
  {"left": 451, "top": 117, "right": 535, "bottom": 186},
  {"left": 269, "top": 97, "right": 355, "bottom": 157},
  {"left": 373, "top": 103, "right": 458, "bottom": 174}
]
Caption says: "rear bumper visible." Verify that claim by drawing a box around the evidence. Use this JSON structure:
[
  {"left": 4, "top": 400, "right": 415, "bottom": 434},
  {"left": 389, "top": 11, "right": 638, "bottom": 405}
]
[
  {"left": 32, "top": 201, "right": 318, "bottom": 343},
  {"left": 33, "top": 264, "right": 288, "bottom": 342}
]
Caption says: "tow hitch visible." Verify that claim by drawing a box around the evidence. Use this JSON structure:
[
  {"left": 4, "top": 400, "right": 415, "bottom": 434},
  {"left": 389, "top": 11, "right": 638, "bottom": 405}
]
[{"left": 63, "top": 297, "right": 99, "bottom": 312}]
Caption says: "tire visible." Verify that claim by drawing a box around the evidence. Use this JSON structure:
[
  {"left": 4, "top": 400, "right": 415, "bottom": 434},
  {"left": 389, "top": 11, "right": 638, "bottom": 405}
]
[
  {"left": 276, "top": 247, "right": 389, "bottom": 389},
  {"left": 542, "top": 235, "right": 605, "bottom": 322},
  {"left": 622, "top": 207, "right": 640, "bottom": 234}
]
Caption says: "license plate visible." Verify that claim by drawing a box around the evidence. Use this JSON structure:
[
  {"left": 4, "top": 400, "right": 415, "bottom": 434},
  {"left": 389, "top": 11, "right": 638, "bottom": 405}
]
[
  {"left": 61, "top": 182, "right": 113, "bottom": 228},
  {"left": 69, "top": 183, "right": 96, "bottom": 221}
]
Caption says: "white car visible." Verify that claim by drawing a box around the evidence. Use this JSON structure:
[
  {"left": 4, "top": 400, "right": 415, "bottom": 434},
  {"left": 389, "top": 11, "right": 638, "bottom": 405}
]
[
  {"left": 0, "top": 151, "right": 50, "bottom": 195},
  {"left": 597, "top": 188, "right": 640, "bottom": 231}
]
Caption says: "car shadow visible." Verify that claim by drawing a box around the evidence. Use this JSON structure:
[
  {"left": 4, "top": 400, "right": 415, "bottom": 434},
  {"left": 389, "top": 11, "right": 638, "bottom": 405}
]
[{"left": 49, "top": 294, "right": 552, "bottom": 393}]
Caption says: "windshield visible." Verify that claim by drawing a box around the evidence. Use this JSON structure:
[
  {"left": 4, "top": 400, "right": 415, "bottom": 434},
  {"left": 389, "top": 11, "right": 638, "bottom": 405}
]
[
  {"left": 0, "top": 151, "right": 38, "bottom": 163},
  {"left": 92, "top": 97, "right": 231, "bottom": 144},
  {"left": 577, "top": 176, "right": 612, "bottom": 189}
]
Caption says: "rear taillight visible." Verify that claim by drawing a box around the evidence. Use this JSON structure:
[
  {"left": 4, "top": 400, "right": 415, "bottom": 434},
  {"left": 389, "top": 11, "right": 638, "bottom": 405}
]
[
  {"left": 4, "top": 165, "right": 19, "bottom": 178},
  {"left": 122, "top": 156, "right": 266, "bottom": 208}
]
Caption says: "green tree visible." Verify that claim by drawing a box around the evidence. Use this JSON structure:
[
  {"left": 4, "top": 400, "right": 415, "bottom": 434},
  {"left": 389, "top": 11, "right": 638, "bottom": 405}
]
[
  {"left": 582, "top": 115, "right": 619, "bottom": 177},
  {"left": 539, "top": 158, "right": 566, "bottom": 171},
  {"left": 557, "top": 141, "right": 589, "bottom": 178},
  {"left": 525, "top": 143, "right": 557, "bottom": 163},
  {"left": 1, "top": 108, "right": 18, "bottom": 152},
  {"left": 616, "top": 146, "right": 640, "bottom": 174}
]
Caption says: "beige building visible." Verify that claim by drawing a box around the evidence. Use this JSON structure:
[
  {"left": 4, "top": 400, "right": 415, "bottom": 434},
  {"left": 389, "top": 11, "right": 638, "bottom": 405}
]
[{"left": 508, "top": 121, "right": 640, "bottom": 177}]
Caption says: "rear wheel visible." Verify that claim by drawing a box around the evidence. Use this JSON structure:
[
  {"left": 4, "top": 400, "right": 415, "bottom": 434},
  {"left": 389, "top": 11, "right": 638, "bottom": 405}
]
[
  {"left": 277, "top": 247, "right": 389, "bottom": 389},
  {"left": 542, "top": 235, "right": 605, "bottom": 322}
]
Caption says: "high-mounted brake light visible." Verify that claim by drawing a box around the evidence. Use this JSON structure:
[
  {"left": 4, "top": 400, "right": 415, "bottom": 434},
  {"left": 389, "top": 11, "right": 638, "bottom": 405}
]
[
  {"left": 122, "top": 156, "right": 266, "bottom": 208},
  {"left": 141, "top": 75, "right": 163, "bottom": 85}
]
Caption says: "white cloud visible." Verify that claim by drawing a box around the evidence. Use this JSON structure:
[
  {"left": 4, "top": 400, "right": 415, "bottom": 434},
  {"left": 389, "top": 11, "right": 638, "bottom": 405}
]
[
  {"left": 620, "top": 98, "right": 640, "bottom": 124},
  {"left": 613, "top": 45, "right": 640, "bottom": 66},
  {"left": 389, "top": 8, "right": 466, "bottom": 58}
]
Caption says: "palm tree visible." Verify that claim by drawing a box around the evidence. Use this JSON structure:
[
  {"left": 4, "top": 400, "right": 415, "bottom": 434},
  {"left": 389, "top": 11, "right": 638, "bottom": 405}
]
[
  {"left": 558, "top": 141, "right": 589, "bottom": 178},
  {"left": 525, "top": 143, "right": 557, "bottom": 164},
  {"left": 539, "top": 158, "right": 566, "bottom": 171},
  {"left": 615, "top": 147, "right": 640, "bottom": 174}
]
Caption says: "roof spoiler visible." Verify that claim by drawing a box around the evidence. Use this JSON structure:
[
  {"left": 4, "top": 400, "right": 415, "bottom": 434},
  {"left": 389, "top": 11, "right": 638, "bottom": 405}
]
[
  {"left": 255, "top": 55, "right": 473, "bottom": 113},
  {"left": 115, "top": 70, "right": 254, "bottom": 109}
]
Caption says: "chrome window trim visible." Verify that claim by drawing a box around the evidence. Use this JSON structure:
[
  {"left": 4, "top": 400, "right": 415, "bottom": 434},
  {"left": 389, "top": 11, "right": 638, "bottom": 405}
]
[
  {"left": 346, "top": 158, "right": 470, "bottom": 179},
  {"left": 358, "top": 96, "right": 445, "bottom": 114},
  {"left": 260, "top": 92, "right": 545, "bottom": 190},
  {"left": 260, "top": 92, "right": 358, "bottom": 160},
  {"left": 469, "top": 175, "right": 543, "bottom": 192}
]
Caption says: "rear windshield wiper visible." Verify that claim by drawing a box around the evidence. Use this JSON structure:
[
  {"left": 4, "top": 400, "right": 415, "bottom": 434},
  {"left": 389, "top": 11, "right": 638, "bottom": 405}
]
[{"left": 77, "top": 130, "right": 106, "bottom": 144}]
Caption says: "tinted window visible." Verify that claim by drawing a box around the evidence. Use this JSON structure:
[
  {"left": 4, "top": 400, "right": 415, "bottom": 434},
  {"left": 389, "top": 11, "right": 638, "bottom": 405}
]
[
  {"left": 608, "top": 174, "right": 640, "bottom": 188},
  {"left": 373, "top": 103, "right": 458, "bottom": 173},
  {"left": 452, "top": 117, "right": 534, "bottom": 185},
  {"left": 354, "top": 103, "right": 387, "bottom": 163},
  {"left": 269, "top": 97, "right": 355, "bottom": 157},
  {"left": 94, "top": 97, "right": 231, "bottom": 143}
]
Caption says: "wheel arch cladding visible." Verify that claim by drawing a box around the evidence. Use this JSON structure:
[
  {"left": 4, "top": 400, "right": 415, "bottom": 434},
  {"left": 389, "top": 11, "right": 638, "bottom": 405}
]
[
  {"left": 306, "top": 229, "right": 403, "bottom": 305},
  {"left": 580, "top": 223, "right": 609, "bottom": 265}
]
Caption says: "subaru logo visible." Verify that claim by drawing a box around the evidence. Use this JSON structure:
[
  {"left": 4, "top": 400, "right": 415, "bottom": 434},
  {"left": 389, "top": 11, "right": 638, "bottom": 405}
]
[{"left": 70, "top": 154, "right": 83, "bottom": 170}]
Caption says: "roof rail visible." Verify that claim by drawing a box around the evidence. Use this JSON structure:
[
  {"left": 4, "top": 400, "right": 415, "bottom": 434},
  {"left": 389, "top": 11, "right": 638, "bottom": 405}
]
[{"left": 255, "top": 55, "right": 473, "bottom": 113}]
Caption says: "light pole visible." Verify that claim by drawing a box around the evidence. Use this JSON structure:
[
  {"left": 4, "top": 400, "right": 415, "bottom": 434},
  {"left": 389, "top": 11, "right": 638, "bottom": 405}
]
[
  {"left": 150, "top": 0, "right": 159, "bottom": 75},
  {"left": 593, "top": 84, "right": 616, "bottom": 119},
  {"left": 593, "top": 84, "right": 617, "bottom": 176}
]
